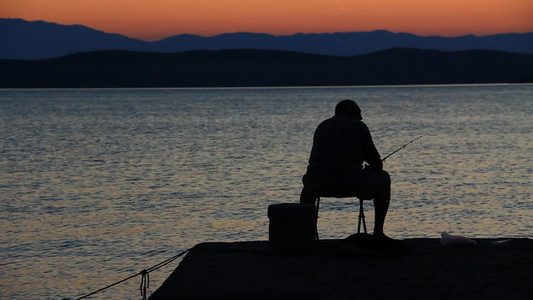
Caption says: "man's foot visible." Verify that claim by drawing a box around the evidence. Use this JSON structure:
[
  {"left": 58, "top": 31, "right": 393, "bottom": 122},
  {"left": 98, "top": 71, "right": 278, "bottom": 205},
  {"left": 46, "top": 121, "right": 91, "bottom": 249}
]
[
  {"left": 373, "top": 235, "right": 412, "bottom": 253},
  {"left": 344, "top": 233, "right": 412, "bottom": 255}
]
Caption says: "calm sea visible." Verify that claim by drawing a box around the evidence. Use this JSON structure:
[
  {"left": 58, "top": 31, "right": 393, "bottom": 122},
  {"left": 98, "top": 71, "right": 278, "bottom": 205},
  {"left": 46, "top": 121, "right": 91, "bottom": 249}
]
[{"left": 1, "top": 85, "right": 531, "bottom": 299}]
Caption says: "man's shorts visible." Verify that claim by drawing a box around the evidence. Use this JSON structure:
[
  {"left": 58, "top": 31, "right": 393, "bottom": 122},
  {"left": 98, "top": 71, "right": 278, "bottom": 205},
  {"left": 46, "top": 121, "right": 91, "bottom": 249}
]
[
  {"left": 354, "top": 168, "right": 390, "bottom": 200},
  {"left": 302, "top": 168, "right": 390, "bottom": 200}
]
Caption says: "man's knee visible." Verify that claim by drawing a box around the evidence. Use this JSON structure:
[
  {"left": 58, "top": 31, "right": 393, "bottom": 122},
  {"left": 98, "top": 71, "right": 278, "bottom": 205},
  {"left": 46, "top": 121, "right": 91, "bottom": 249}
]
[
  {"left": 300, "top": 188, "right": 316, "bottom": 204},
  {"left": 380, "top": 170, "right": 391, "bottom": 186}
]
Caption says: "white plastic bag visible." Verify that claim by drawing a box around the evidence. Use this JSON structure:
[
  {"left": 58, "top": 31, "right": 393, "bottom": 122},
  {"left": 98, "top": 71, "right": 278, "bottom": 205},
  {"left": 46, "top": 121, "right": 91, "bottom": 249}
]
[{"left": 440, "top": 231, "right": 476, "bottom": 246}]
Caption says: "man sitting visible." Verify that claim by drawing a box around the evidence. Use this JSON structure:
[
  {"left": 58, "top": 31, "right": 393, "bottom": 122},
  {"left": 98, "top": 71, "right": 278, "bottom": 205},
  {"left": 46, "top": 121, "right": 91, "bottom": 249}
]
[{"left": 300, "top": 99, "right": 391, "bottom": 237}]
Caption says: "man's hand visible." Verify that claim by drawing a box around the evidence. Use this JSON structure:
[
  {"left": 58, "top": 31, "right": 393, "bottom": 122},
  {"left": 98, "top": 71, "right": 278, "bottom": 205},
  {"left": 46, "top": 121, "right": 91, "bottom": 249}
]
[{"left": 364, "top": 160, "right": 383, "bottom": 171}]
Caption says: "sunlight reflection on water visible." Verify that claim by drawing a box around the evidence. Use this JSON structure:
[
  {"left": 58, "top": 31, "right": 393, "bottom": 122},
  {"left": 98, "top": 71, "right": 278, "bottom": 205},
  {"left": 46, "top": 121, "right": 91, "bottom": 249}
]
[{"left": 0, "top": 85, "right": 531, "bottom": 299}]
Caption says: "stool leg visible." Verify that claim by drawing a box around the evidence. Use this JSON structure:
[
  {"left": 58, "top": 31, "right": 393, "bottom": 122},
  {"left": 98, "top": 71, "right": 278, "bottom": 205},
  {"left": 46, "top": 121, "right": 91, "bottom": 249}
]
[
  {"left": 315, "top": 197, "right": 320, "bottom": 240},
  {"left": 358, "top": 199, "right": 367, "bottom": 234}
]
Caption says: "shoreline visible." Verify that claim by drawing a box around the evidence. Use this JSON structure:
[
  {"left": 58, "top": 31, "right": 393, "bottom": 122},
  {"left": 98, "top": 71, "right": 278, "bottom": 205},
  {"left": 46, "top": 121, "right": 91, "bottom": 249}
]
[{"left": 149, "top": 238, "right": 532, "bottom": 299}]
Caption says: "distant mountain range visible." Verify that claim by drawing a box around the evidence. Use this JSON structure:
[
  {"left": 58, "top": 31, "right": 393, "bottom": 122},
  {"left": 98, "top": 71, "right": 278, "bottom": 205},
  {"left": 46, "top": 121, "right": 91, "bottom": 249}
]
[
  {"left": 2, "top": 48, "right": 532, "bottom": 88},
  {"left": 1, "top": 18, "right": 533, "bottom": 60}
]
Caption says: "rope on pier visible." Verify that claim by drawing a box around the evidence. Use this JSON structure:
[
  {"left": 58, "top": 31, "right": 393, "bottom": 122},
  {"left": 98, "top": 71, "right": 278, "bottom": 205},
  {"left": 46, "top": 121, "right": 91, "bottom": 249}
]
[{"left": 75, "top": 248, "right": 191, "bottom": 300}]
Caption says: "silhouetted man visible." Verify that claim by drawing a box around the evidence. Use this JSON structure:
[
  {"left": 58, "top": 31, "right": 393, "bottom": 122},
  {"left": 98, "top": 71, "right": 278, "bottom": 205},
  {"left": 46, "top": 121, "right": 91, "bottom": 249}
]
[{"left": 301, "top": 99, "right": 391, "bottom": 237}]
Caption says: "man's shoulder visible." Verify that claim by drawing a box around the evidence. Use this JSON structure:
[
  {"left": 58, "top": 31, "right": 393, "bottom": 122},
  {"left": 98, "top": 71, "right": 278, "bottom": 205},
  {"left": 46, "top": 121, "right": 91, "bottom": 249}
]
[
  {"left": 317, "top": 116, "right": 335, "bottom": 126},
  {"left": 318, "top": 115, "right": 368, "bottom": 130}
]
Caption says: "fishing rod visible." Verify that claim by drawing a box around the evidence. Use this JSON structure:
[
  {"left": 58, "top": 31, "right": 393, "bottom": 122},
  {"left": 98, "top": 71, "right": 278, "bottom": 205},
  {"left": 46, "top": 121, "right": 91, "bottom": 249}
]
[{"left": 381, "top": 136, "right": 422, "bottom": 162}]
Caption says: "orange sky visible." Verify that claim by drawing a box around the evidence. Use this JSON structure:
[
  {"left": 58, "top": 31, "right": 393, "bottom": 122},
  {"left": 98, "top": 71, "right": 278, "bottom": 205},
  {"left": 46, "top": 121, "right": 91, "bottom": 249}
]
[{"left": 1, "top": 0, "right": 532, "bottom": 41}]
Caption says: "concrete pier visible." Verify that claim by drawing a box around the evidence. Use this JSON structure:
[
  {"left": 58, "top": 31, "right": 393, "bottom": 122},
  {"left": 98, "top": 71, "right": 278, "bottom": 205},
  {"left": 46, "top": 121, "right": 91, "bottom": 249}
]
[{"left": 149, "top": 238, "right": 531, "bottom": 300}]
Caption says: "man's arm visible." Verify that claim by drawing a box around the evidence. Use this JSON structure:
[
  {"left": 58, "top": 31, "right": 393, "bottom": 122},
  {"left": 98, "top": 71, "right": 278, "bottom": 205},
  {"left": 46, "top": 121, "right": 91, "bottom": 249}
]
[
  {"left": 362, "top": 123, "right": 383, "bottom": 170},
  {"left": 366, "top": 141, "right": 383, "bottom": 170}
]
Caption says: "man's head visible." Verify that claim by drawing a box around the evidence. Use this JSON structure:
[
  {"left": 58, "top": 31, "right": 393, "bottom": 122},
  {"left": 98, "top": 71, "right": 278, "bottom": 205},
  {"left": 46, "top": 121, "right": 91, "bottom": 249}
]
[{"left": 335, "top": 99, "right": 362, "bottom": 120}]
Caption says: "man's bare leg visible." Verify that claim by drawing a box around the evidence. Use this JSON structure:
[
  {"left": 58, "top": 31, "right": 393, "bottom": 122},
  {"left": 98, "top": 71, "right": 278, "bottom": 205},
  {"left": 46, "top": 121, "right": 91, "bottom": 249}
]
[{"left": 373, "top": 171, "right": 391, "bottom": 236}]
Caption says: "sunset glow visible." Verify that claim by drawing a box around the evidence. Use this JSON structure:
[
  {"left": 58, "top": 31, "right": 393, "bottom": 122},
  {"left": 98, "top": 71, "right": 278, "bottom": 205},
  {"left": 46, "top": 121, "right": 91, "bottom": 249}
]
[{"left": 1, "top": 0, "right": 532, "bottom": 41}]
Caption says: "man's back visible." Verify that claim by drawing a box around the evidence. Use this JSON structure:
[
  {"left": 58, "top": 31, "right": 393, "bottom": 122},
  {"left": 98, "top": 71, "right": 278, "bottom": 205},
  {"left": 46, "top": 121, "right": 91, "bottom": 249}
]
[{"left": 304, "top": 114, "right": 381, "bottom": 190}]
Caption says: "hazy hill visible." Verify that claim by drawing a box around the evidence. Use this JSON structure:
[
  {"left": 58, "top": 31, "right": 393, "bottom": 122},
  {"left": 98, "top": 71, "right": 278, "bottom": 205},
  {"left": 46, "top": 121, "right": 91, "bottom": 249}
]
[
  {"left": 1, "top": 48, "right": 532, "bottom": 88},
  {"left": 1, "top": 18, "right": 533, "bottom": 60}
]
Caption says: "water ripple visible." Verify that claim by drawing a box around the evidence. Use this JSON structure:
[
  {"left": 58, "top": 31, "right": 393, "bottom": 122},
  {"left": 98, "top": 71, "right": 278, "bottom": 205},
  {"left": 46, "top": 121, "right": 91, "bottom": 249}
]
[{"left": 0, "top": 86, "right": 531, "bottom": 299}]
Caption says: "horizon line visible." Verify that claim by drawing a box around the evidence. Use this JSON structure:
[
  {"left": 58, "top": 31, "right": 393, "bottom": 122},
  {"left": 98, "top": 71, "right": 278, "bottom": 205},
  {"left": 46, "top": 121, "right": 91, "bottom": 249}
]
[{"left": 3, "top": 17, "right": 532, "bottom": 42}]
